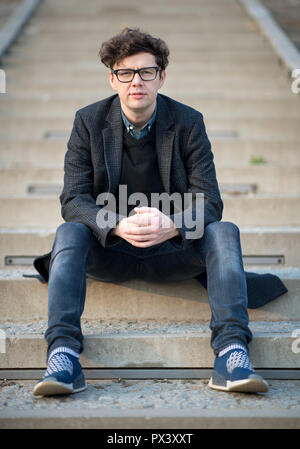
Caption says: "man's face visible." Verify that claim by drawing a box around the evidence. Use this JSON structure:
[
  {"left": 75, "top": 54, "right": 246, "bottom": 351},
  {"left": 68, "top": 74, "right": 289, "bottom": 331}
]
[{"left": 109, "top": 52, "right": 166, "bottom": 119}]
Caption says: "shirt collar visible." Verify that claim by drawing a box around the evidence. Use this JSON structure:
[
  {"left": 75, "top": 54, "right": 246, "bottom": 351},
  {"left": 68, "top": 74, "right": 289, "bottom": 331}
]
[{"left": 121, "top": 105, "right": 157, "bottom": 140}]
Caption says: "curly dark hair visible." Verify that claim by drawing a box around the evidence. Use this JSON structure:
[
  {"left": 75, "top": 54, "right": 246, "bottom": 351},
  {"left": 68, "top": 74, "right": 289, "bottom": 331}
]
[{"left": 99, "top": 28, "right": 170, "bottom": 70}]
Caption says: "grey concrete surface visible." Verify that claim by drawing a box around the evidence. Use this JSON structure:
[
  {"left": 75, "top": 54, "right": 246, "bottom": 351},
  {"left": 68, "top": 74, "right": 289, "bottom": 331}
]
[
  {"left": 0, "top": 320, "right": 299, "bottom": 369},
  {"left": 0, "top": 267, "right": 298, "bottom": 322},
  {"left": 0, "top": 379, "right": 300, "bottom": 428},
  {"left": 1, "top": 195, "right": 300, "bottom": 228}
]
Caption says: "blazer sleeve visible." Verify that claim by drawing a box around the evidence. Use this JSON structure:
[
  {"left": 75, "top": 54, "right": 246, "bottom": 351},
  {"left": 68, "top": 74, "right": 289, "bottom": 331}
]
[
  {"left": 170, "top": 113, "right": 223, "bottom": 249},
  {"left": 59, "top": 111, "right": 123, "bottom": 247}
]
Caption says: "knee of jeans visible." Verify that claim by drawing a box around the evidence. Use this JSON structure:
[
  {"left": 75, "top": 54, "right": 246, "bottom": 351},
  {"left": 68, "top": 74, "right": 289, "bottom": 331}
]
[
  {"left": 53, "top": 222, "right": 92, "bottom": 250},
  {"left": 205, "top": 221, "right": 240, "bottom": 243}
]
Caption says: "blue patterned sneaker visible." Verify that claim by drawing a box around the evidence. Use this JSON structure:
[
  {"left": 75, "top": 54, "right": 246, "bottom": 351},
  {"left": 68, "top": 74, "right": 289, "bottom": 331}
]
[
  {"left": 208, "top": 345, "right": 269, "bottom": 393},
  {"left": 33, "top": 347, "right": 86, "bottom": 397}
]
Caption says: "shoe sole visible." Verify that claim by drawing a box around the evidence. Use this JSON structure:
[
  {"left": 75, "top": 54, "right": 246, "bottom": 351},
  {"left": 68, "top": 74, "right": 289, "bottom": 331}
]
[
  {"left": 33, "top": 378, "right": 87, "bottom": 397},
  {"left": 208, "top": 375, "right": 269, "bottom": 393}
]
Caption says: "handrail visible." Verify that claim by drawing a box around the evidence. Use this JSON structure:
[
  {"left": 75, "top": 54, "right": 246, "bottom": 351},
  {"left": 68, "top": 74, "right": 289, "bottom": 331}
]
[{"left": 0, "top": 0, "right": 42, "bottom": 58}]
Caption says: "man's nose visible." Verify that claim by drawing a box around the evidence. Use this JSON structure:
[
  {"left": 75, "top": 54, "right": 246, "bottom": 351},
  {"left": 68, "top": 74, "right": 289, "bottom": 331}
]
[{"left": 132, "top": 72, "right": 143, "bottom": 84}]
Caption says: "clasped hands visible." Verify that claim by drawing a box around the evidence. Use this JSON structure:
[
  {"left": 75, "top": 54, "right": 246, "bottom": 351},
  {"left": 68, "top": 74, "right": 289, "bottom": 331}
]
[{"left": 110, "top": 206, "right": 180, "bottom": 248}]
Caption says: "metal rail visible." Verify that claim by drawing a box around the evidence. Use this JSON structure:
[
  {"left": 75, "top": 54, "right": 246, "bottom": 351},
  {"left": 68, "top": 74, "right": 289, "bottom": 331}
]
[
  {"left": 0, "top": 0, "right": 42, "bottom": 58},
  {"left": 239, "top": 0, "right": 300, "bottom": 74}
]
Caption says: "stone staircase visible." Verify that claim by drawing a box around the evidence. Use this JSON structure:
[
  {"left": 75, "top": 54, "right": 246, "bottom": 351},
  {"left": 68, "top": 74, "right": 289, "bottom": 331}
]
[{"left": 0, "top": 0, "right": 300, "bottom": 428}]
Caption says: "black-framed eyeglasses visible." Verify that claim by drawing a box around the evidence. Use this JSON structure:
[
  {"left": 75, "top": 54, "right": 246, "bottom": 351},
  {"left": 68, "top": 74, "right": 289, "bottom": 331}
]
[{"left": 111, "top": 66, "right": 161, "bottom": 83}]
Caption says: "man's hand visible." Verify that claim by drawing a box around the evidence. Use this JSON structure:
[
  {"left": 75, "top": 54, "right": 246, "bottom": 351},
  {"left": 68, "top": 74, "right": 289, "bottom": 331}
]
[{"left": 111, "top": 206, "right": 180, "bottom": 247}]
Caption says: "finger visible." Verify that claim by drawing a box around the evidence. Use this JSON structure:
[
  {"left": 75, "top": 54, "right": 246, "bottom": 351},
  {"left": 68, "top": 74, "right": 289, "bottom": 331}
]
[
  {"left": 126, "top": 238, "right": 139, "bottom": 246},
  {"left": 124, "top": 227, "right": 158, "bottom": 237},
  {"left": 126, "top": 233, "right": 158, "bottom": 242},
  {"left": 129, "top": 239, "right": 155, "bottom": 248},
  {"left": 124, "top": 235, "right": 152, "bottom": 246},
  {"left": 127, "top": 213, "right": 158, "bottom": 227},
  {"left": 134, "top": 206, "right": 158, "bottom": 214}
]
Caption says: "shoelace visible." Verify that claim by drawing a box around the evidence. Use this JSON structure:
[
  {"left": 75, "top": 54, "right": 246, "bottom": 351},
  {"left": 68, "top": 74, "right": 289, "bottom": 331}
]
[
  {"left": 226, "top": 350, "right": 253, "bottom": 374},
  {"left": 45, "top": 353, "right": 73, "bottom": 376}
]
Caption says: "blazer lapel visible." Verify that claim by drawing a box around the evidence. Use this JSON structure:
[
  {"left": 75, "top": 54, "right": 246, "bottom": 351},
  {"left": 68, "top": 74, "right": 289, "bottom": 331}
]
[
  {"left": 155, "top": 95, "right": 175, "bottom": 194},
  {"left": 102, "top": 96, "right": 123, "bottom": 195}
]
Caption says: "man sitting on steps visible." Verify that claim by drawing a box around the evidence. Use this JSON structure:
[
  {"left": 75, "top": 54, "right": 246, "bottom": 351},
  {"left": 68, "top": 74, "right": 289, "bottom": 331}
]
[{"left": 33, "top": 28, "right": 287, "bottom": 397}]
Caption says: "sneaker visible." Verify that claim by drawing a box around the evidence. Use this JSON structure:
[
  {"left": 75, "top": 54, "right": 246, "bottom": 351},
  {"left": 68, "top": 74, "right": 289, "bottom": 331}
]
[
  {"left": 208, "top": 346, "right": 269, "bottom": 393},
  {"left": 33, "top": 348, "right": 86, "bottom": 397}
]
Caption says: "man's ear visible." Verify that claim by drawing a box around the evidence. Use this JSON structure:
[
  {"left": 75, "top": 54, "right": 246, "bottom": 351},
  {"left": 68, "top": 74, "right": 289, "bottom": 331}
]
[
  {"left": 109, "top": 71, "right": 117, "bottom": 91},
  {"left": 159, "top": 70, "right": 166, "bottom": 89}
]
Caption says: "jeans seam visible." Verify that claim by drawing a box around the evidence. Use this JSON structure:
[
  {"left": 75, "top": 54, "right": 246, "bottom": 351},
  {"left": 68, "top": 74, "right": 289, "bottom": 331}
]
[{"left": 76, "top": 250, "right": 88, "bottom": 351}]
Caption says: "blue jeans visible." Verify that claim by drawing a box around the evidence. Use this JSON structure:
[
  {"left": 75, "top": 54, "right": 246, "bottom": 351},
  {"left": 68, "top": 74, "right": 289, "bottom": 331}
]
[{"left": 45, "top": 221, "right": 252, "bottom": 358}]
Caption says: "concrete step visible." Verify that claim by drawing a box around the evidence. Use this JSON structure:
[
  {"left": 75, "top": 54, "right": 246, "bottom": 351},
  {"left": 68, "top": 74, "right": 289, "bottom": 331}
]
[
  {"left": 9, "top": 20, "right": 270, "bottom": 34},
  {"left": 221, "top": 194, "right": 300, "bottom": 226},
  {"left": 0, "top": 168, "right": 63, "bottom": 195},
  {"left": 13, "top": 29, "right": 268, "bottom": 46},
  {"left": 13, "top": 40, "right": 272, "bottom": 52},
  {"left": 14, "top": 32, "right": 271, "bottom": 45},
  {"left": 11, "top": 13, "right": 265, "bottom": 27},
  {"left": 0, "top": 140, "right": 66, "bottom": 168},
  {"left": 16, "top": 23, "right": 266, "bottom": 35},
  {"left": 0, "top": 91, "right": 101, "bottom": 107},
  {"left": 0, "top": 194, "right": 299, "bottom": 227},
  {"left": 16, "top": 7, "right": 258, "bottom": 22},
  {"left": 240, "top": 227, "right": 300, "bottom": 266},
  {"left": 11, "top": 39, "right": 275, "bottom": 53},
  {"left": 164, "top": 87, "right": 295, "bottom": 100},
  {"left": 1, "top": 45, "right": 279, "bottom": 61},
  {"left": 1, "top": 117, "right": 299, "bottom": 140},
  {"left": 0, "top": 118, "right": 73, "bottom": 139},
  {"left": 205, "top": 119, "right": 300, "bottom": 140},
  {"left": 212, "top": 140, "right": 300, "bottom": 166},
  {"left": 4, "top": 60, "right": 287, "bottom": 76},
  {"left": 2, "top": 58, "right": 283, "bottom": 74},
  {"left": 7, "top": 72, "right": 290, "bottom": 89},
  {"left": 1, "top": 139, "right": 299, "bottom": 168},
  {"left": 1, "top": 166, "right": 300, "bottom": 195},
  {"left": 18, "top": 13, "right": 264, "bottom": 26},
  {"left": 2, "top": 97, "right": 299, "bottom": 120},
  {"left": 188, "top": 99, "right": 300, "bottom": 121},
  {"left": 5, "top": 47, "right": 277, "bottom": 63},
  {"left": 3, "top": 82, "right": 292, "bottom": 100},
  {"left": 6, "top": 81, "right": 290, "bottom": 99},
  {"left": 0, "top": 266, "right": 298, "bottom": 322},
  {"left": 1, "top": 226, "right": 299, "bottom": 268},
  {"left": 0, "top": 320, "right": 299, "bottom": 369},
  {"left": 1, "top": 88, "right": 293, "bottom": 102},
  {"left": 12, "top": 7, "right": 263, "bottom": 21},
  {"left": 0, "top": 196, "right": 63, "bottom": 227},
  {"left": 1, "top": 379, "right": 300, "bottom": 429},
  {"left": 216, "top": 166, "right": 300, "bottom": 194}
]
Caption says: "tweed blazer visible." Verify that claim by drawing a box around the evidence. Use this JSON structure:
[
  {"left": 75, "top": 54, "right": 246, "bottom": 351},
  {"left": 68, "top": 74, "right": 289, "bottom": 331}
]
[{"left": 59, "top": 93, "right": 223, "bottom": 249}]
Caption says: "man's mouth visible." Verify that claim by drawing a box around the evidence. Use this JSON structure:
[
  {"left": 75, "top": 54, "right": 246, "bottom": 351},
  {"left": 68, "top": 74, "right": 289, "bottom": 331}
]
[{"left": 130, "top": 93, "right": 146, "bottom": 97}]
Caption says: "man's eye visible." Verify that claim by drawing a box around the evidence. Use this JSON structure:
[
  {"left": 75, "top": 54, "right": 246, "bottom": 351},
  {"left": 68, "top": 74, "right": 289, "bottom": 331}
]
[
  {"left": 141, "top": 70, "right": 154, "bottom": 75},
  {"left": 119, "top": 71, "right": 132, "bottom": 77}
]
